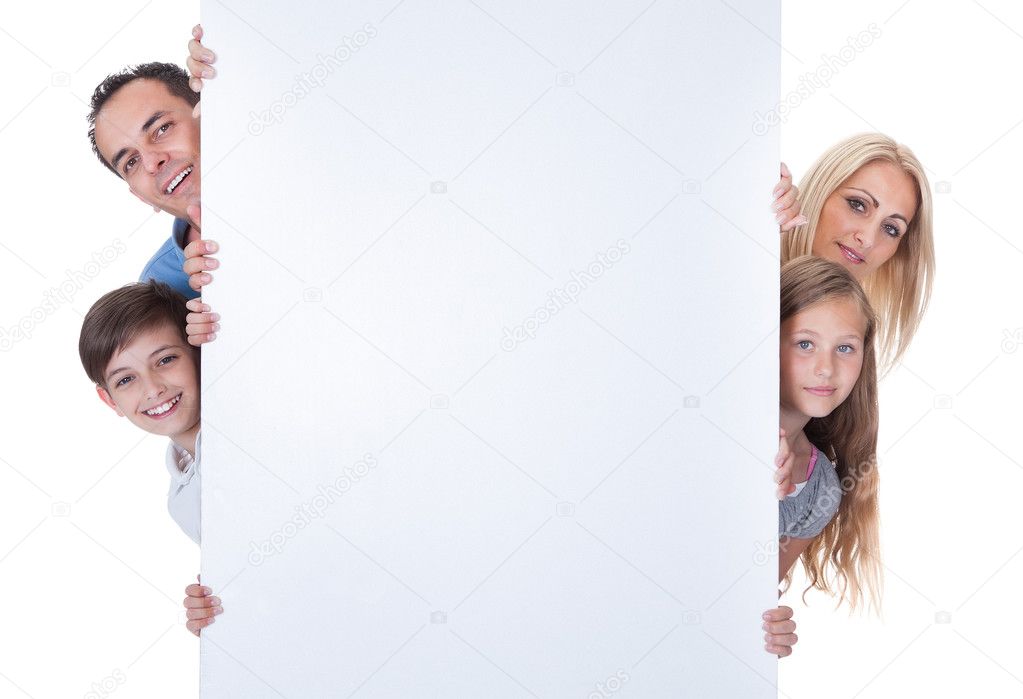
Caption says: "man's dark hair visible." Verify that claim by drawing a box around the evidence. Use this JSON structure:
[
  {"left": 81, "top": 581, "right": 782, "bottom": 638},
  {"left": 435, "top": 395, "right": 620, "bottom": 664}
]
[
  {"left": 79, "top": 280, "right": 192, "bottom": 388},
  {"left": 87, "top": 62, "right": 199, "bottom": 177}
]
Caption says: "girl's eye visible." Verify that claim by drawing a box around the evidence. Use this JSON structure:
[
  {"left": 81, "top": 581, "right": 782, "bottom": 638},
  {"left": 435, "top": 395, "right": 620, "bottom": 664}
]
[
  {"left": 797, "top": 340, "right": 813, "bottom": 350},
  {"left": 158, "top": 355, "right": 177, "bottom": 366},
  {"left": 847, "top": 198, "right": 866, "bottom": 213},
  {"left": 838, "top": 344, "right": 856, "bottom": 354}
]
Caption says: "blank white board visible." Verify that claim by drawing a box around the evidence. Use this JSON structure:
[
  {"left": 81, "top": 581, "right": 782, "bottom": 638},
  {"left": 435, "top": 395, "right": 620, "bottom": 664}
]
[{"left": 201, "top": 1, "right": 780, "bottom": 696}]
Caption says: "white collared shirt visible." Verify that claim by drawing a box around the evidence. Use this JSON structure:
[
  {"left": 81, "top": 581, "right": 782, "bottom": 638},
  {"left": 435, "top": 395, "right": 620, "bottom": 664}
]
[{"left": 165, "top": 431, "right": 201, "bottom": 545}]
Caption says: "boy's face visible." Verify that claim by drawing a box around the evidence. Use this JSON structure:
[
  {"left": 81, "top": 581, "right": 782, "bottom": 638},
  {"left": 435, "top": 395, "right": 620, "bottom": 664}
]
[
  {"left": 96, "top": 321, "right": 200, "bottom": 440},
  {"left": 92, "top": 79, "right": 201, "bottom": 224}
]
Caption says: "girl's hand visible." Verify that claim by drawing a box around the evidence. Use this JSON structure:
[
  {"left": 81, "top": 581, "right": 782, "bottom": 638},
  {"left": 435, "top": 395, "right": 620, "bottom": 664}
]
[
  {"left": 775, "top": 428, "right": 796, "bottom": 499},
  {"left": 186, "top": 24, "right": 216, "bottom": 117},
  {"left": 762, "top": 606, "right": 798, "bottom": 657},
  {"left": 772, "top": 162, "right": 807, "bottom": 232},
  {"left": 184, "top": 574, "right": 223, "bottom": 636}
]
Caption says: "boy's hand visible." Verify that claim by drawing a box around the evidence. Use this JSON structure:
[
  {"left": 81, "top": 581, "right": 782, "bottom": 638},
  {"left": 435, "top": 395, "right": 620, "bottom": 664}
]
[
  {"left": 187, "top": 24, "right": 215, "bottom": 118},
  {"left": 762, "top": 606, "right": 797, "bottom": 657},
  {"left": 184, "top": 237, "right": 218, "bottom": 293},
  {"left": 773, "top": 162, "right": 807, "bottom": 232},
  {"left": 775, "top": 428, "right": 796, "bottom": 500},
  {"left": 186, "top": 298, "right": 219, "bottom": 346},
  {"left": 184, "top": 575, "right": 223, "bottom": 636}
]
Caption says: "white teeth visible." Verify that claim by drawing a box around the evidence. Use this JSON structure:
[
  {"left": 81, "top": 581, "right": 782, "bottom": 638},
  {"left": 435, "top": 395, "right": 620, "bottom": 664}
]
[
  {"left": 165, "top": 166, "right": 193, "bottom": 194},
  {"left": 144, "top": 394, "right": 180, "bottom": 416}
]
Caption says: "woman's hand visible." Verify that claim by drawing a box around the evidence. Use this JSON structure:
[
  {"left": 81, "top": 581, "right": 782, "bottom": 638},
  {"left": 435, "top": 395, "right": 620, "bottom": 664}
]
[
  {"left": 773, "top": 162, "right": 807, "bottom": 232},
  {"left": 186, "top": 24, "right": 216, "bottom": 117},
  {"left": 762, "top": 605, "right": 798, "bottom": 657},
  {"left": 184, "top": 574, "right": 223, "bottom": 636}
]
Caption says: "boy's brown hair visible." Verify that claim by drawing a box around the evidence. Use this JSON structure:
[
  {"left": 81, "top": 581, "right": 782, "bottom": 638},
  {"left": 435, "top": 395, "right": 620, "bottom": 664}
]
[{"left": 79, "top": 280, "right": 191, "bottom": 388}]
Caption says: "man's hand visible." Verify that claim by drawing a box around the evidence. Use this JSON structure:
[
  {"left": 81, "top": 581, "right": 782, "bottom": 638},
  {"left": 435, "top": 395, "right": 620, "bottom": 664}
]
[
  {"left": 775, "top": 428, "right": 796, "bottom": 500},
  {"left": 762, "top": 606, "right": 798, "bottom": 657},
  {"left": 184, "top": 237, "right": 218, "bottom": 293},
  {"left": 186, "top": 298, "right": 219, "bottom": 346},
  {"left": 187, "top": 24, "right": 215, "bottom": 118},
  {"left": 773, "top": 162, "right": 807, "bottom": 232},
  {"left": 184, "top": 575, "right": 223, "bottom": 636}
]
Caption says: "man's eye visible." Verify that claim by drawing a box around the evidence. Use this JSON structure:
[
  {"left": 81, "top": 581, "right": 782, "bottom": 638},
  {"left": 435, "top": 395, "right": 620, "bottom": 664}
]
[
  {"left": 124, "top": 156, "right": 137, "bottom": 173},
  {"left": 157, "top": 122, "right": 172, "bottom": 135}
]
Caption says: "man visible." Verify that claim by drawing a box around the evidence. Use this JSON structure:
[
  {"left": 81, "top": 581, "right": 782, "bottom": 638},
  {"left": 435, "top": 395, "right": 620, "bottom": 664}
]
[{"left": 88, "top": 60, "right": 219, "bottom": 343}]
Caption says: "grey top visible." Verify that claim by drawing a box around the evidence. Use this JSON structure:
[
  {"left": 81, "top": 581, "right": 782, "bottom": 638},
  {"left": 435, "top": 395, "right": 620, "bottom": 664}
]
[{"left": 778, "top": 444, "right": 842, "bottom": 539}]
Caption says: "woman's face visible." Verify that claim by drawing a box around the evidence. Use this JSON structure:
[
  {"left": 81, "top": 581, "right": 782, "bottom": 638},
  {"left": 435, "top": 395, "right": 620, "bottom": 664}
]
[{"left": 811, "top": 160, "right": 919, "bottom": 281}]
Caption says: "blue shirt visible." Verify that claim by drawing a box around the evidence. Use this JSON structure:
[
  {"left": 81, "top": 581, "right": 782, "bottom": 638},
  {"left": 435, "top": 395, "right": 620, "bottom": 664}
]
[{"left": 139, "top": 217, "right": 199, "bottom": 299}]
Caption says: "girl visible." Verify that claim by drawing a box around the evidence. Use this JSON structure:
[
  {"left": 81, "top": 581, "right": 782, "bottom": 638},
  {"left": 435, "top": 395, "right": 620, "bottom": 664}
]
[
  {"left": 780, "top": 134, "right": 935, "bottom": 373},
  {"left": 774, "top": 255, "right": 882, "bottom": 616}
]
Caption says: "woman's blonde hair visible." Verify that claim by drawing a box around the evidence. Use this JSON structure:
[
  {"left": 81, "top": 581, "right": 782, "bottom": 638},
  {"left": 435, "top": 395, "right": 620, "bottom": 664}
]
[
  {"left": 782, "top": 133, "right": 934, "bottom": 374},
  {"left": 780, "top": 256, "right": 882, "bottom": 614}
]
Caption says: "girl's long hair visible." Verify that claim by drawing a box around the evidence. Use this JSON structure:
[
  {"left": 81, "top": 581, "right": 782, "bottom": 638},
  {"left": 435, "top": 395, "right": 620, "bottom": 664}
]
[
  {"left": 782, "top": 133, "right": 934, "bottom": 375},
  {"left": 781, "top": 256, "right": 882, "bottom": 615}
]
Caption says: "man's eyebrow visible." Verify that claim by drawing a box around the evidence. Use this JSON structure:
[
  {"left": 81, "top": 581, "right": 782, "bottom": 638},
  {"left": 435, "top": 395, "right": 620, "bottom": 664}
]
[
  {"left": 111, "top": 111, "right": 169, "bottom": 172},
  {"left": 104, "top": 344, "right": 182, "bottom": 383}
]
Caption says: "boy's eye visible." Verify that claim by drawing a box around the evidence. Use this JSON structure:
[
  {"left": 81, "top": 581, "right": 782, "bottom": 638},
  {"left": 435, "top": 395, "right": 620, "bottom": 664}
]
[
  {"left": 115, "top": 375, "right": 133, "bottom": 387},
  {"left": 797, "top": 340, "right": 813, "bottom": 350},
  {"left": 157, "top": 122, "right": 171, "bottom": 136}
]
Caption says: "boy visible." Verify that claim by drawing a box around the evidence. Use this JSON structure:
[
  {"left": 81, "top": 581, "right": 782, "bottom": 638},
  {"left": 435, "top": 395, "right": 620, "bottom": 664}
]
[{"left": 79, "top": 280, "right": 221, "bottom": 635}]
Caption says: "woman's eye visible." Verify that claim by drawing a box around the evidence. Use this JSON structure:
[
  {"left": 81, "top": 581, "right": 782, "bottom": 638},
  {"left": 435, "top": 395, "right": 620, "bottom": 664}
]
[
  {"left": 847, "top": 198, "right": 866, "bottom": 213},
  {"left": 884, "top": 223, "right": 901, "bottom": 238}
]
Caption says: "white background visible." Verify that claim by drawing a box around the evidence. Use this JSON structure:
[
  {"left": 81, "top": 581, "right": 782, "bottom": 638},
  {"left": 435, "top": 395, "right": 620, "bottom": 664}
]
[{"left": 0, "top": 1, "right": 1019, "bottom": 697}]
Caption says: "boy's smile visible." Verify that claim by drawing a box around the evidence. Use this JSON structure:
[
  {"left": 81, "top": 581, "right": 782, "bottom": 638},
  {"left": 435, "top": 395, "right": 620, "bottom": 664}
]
[{"left": 96, "top": 321, "right": 200, "bottom": 451}]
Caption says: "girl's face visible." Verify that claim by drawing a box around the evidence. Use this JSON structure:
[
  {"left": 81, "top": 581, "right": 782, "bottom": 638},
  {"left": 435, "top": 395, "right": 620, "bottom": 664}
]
[
  {"left": 780, "top": 297, "right": 868, "bottom": 423},
  {"left": 811, "top": 160, "right": 918, "bottom": 281}
]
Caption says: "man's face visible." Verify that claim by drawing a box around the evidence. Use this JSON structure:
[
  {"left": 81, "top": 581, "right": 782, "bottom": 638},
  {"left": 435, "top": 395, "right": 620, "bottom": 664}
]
[
  {"left": 96, "top": 321, "right": 200, "bottom": 441},
  {"left": 92, "top": 79, "right": 201, "bottom": 223}
]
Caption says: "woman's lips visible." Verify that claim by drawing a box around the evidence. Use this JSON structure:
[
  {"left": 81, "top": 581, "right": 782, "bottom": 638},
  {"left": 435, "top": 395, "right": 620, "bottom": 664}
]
[{"left": 837, "top": 243, "right": 864, "bottom": 264}]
